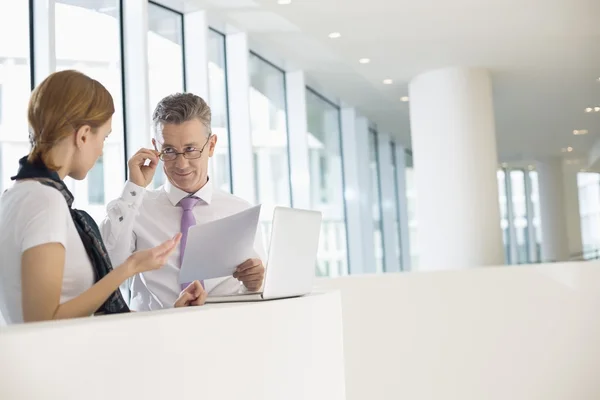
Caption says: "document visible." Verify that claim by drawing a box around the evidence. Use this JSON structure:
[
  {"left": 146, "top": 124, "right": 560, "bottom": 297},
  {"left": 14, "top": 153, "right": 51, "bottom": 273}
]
[{"left": 179, "top": 205, "right": 262, "bottom": 283}]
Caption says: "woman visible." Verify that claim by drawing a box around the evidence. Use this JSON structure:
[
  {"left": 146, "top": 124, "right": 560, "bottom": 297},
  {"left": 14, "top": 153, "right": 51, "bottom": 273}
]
[{"left": 0, "top": 70, "right": 206, "bottom": 324}]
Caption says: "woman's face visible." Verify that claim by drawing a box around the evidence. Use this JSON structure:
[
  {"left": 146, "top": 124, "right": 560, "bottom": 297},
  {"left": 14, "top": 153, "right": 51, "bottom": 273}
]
[{"left": 69, "top": 117, "right": 112, "bottom": 180}]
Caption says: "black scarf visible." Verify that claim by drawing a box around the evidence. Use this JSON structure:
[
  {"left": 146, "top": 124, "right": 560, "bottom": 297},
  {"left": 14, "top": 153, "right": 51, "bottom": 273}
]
[{"left": 12, "top": 156, "right": 130, "bottom": 315}]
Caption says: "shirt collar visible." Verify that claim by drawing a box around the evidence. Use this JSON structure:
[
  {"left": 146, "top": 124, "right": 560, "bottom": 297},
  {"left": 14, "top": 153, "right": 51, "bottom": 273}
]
[{"left": 163, "top": 178, "right": 213, "bottom": 206}]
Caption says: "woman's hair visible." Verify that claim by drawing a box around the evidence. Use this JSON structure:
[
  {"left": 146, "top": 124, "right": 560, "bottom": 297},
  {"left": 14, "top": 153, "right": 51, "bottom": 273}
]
[{"left": 27, "top": 70, "right": 115, "bottom": 170}]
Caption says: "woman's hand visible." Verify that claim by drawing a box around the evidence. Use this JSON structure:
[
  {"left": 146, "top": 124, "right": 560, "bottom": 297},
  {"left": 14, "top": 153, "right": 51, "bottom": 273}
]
[
  {"left": 125, "top": 233, "right": 182, "bottom": 276},
  {"left": 174, "top": 280, "right": 207, "bottom": 307}
]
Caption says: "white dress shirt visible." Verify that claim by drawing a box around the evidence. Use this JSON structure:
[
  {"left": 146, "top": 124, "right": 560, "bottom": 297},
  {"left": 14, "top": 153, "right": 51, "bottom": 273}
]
[{"left": 100, "top": 179, "right": 266, "bottom": 311}]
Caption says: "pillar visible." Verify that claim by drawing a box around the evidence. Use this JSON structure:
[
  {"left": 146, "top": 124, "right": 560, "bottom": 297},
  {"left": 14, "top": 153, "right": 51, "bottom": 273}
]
[
  {"left": 536, "top": 158, "right": 571, "bottom": 262},
  {"left": 562, "top": 164, "right": 583, "bottom": 257},
  {"left": 409, "top": 67, "right": 504, "bottom": 270}
]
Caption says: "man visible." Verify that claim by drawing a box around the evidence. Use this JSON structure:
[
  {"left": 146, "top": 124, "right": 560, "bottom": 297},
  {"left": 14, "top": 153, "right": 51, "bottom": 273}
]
[{"left": 100, "top": 93, "right": 265, "bottom": 311}]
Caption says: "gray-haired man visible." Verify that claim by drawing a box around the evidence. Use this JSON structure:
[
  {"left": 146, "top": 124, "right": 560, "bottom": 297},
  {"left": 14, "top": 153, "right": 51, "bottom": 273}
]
[{"left": 100, "top": 93, "right": 266, "bottom": 311}]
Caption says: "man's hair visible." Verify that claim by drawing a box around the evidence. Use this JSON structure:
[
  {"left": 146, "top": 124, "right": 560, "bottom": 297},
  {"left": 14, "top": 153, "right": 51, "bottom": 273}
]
[{"left": 152, "top": 93, "right": 211, "bottom": 137}]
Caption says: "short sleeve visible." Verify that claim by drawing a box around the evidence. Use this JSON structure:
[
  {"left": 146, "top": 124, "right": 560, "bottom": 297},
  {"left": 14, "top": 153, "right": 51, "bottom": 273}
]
[{"left": 19, "top": 185, "right": 70, "bottom": 253}]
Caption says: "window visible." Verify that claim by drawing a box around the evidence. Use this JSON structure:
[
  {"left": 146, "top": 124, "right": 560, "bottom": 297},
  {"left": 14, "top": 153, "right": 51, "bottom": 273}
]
[
  {"left": 0, "top": 84, "right": 3, "bottom": 124},
  {"left": 498, "top": 167, "right": 540, "bottom": 264},
  {"left": 88, "top": 156, "right": 105, "bottom": 205},
  {"left": 306, "top": 88, "right": 348, "bottom": 277},
  {"left": 529, "top": 170, "right": 542, "bottom": 261},
  {"left": 497, "top": 170, "right": 510, "bottom": 263},
  {"left": 510, "top": 170, "right": 529, "bottom": 263},
  {"left": 368, "top": 128, "right": 385, "bottom": 273},
  {"left": 147, "top": 2, "right": 184, "bottom": 188},
  {"left": 390, "top": 142, "right": 403, "bottom": 270},
  {"left": 578, "top": 172, "right": 600, "bottom": 258},
  {"left": 55, "top": 1, "right": 125, "bottom": 223},
  {"left": 249, "top": 53, "right": 291, "bottom": 235},
  {"left": 405, "top": 150, "right": 419, "bottom": 268},
  {"left": 207, "top": 29, "right": 231, "bottom": 193},
  {"left": 0, "top": 1, "right": 30, "bottom": 194}
]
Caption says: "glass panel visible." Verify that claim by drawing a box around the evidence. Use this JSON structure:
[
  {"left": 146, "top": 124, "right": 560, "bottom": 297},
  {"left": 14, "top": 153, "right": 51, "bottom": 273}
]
[
  {"left": 147, "top": 2, "right": 184, "bottom": 188},
  {"left": 87, "top": 155, "right": 105, "bottom": 205},
  {"left": 248, "top": 53, "right": 291, "bottom": 237},
  {"left": 55, "top": 0, "right": 125, "bottom": 223},
  {"left": 0, "top": 1, "right": 30, "bottom": 193},
  {"left": 497, "top": 170, "right": 510, "bottom": 263},
  {"left": 577, "top": 172, "right": 600, "bottom": 259},
  {"left": 529, "top": 170, "right": 542, "bottom": 262},
  {"left": 405, "top": 151, "right": 418, "bottom": 268},
  {"left": 368, "top": 129, "right": 384, "bottom": 273},
  {"left": 510, "top": 170, "right": 529, "bottom": 264},
  {"left": 306, "top": 89, "right": 348, "bottom": 277},
  {"left": 207, "top": 29, "right": 231, "bottom": 193},
  {"left": 390, "top": 142, "right": 403, "bottom": 270}
]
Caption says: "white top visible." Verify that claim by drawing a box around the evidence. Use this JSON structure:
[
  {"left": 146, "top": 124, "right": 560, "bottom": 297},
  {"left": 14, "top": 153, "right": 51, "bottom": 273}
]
[
  {"left": 100, "top": 179, "right": 266, "bottom": 312},
  {"left": 0, "top": 181, "right": 95, "bottom": 324}
]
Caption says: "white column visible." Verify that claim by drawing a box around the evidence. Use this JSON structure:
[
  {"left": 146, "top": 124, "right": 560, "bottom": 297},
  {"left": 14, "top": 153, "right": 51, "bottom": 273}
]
[
  {"left": 122, "top": 0, "right": 150, "bottom": 160},
  {"left": 378, "top": 133, "right": 401, "bottom": 273},
  {"left": 285, "top": 70, "right": 311, "bottom": 210},
  {"left": 562, "top": 162, "right": 583, "bottom": 258},
  {"left": 409, "top": 67, "right": 504, "bottom": 270},
  {"left": 340, "top": 108, "right": 365, "bottom": 274},
  {"left": 31, "top": 0, "right": 55, "bottom": 85},
  {"left": 536, "top": 158, "right": 570, "bottom": 262},
  {"left": 226, "top": 32, "right": 255, "bottom": 203},
  {"left": 183, "top": 11, "right": 209, "bottom": 99},
  {"left": 394, "top": 145, "right": 412, "bottom": 271}
]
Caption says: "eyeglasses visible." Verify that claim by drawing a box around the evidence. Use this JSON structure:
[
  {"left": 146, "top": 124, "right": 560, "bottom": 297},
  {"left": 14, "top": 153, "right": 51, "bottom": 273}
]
[{"left": 156, "top": 135, "right": 211, "bottom": 162}]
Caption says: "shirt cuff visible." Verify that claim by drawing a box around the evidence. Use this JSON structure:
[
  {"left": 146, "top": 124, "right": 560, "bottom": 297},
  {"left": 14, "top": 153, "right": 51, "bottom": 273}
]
[{"left": 120, "top": 180, "right": 146, "bottom": 208}]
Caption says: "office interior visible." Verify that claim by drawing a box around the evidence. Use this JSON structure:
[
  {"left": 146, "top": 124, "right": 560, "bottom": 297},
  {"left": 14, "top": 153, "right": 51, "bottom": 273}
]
[{"left": 1, "top": 0, "right": 600, "bottom": 399}]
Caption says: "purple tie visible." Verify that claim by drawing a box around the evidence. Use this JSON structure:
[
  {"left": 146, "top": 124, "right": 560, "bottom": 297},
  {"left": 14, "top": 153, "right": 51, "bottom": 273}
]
[{"left": 179, "top": 197, "right": 201, "bottom": 291}]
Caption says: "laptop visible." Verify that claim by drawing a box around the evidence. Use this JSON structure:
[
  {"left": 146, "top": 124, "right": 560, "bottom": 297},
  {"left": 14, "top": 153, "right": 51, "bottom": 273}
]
[{"left": 205, "top": 206, "right": 322, "bottom": 303}]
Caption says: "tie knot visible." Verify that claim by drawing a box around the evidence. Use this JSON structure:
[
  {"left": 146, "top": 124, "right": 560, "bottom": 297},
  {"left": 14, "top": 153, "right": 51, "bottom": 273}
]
[{"left": 179, "top": 197, "right": 200, "bottom": 211}]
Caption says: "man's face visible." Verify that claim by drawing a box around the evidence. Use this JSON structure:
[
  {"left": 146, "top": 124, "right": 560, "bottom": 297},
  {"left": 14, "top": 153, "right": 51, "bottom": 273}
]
[{"left": 154, "top": 119, "right": 217, "bottom": 193}]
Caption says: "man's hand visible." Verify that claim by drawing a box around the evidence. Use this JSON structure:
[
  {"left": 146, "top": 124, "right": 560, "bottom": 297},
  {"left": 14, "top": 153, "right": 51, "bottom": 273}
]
[
  {"left": 233, "top": 258, "right": 265, "bottom": 292},
  {"left": 128, "top": 148, "right": 160, "bottom": 188},
  {"left": 174, "top": 280, "right": 207, "bottom": 307}
]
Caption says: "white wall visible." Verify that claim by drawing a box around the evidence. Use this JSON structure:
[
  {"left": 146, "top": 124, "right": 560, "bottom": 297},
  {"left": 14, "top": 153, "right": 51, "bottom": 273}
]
[
  {"left": 316, "top": 262, "right": 600, "bottom": 400},
  {"left": 0, "top": 292, "right": 346, "bottom": 400}
]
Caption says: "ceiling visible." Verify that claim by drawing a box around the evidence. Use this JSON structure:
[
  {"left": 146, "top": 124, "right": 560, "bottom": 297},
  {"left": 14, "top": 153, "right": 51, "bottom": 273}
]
[{"left": 157, "top": 0, "right": 600, "bottom": 162}]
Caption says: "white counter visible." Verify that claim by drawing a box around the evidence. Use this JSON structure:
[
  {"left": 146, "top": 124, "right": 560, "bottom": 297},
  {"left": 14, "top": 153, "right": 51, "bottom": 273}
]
[
  {"left": 316, "top": 262, "right": 600, "bottom": 400},
  {"left": 0, "top": 292, "right": 346, "bottom": 400}
]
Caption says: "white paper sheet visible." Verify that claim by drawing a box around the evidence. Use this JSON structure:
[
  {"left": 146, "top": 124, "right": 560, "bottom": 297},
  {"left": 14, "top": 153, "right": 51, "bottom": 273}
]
[{"left": 178, "top": 205, "right": 262, "bottom": 283}]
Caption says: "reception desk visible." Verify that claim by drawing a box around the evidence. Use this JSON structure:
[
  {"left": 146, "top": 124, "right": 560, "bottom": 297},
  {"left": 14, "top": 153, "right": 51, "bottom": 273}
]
[
  {"left": 4, "top": 262, "right": 600, "bottom": 400},
  {"left": 316, "top": 262, "right": 600, "bottom": 400},
  {"left": 0, "top": 292, "right": 346, "bottom": 400}
]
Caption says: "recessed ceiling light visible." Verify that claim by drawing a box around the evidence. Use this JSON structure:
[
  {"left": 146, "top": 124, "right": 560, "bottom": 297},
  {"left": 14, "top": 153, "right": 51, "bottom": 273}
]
[
  {"left": 383, "top": 79, "right": 393, "bottom": 85},
  {"left": 400, "top": 96, "right": 409, "bottom": 102},
  {"left": 595, "top": 107, "right": 600, "bottom": 112},
  {"left": 586, "top": 107, "right": 594, "bottom": 113},
  {"left": 573, "top": 129, "right": 589, "bottom": 135},
  {"left": 277, "top": 0, "right": 292, "bottom": 4},
  {"left": 359, "top": 58, "right": 370, "bottom": 64},
  {"left": 328, "top": 32, "right": 341, "bottom": 39},
  {"left": 567, "top": 146, "right": 574, "bottom": 152},
  {"left": 597, "top": 77, "right": 600, "bottom": 82}
]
